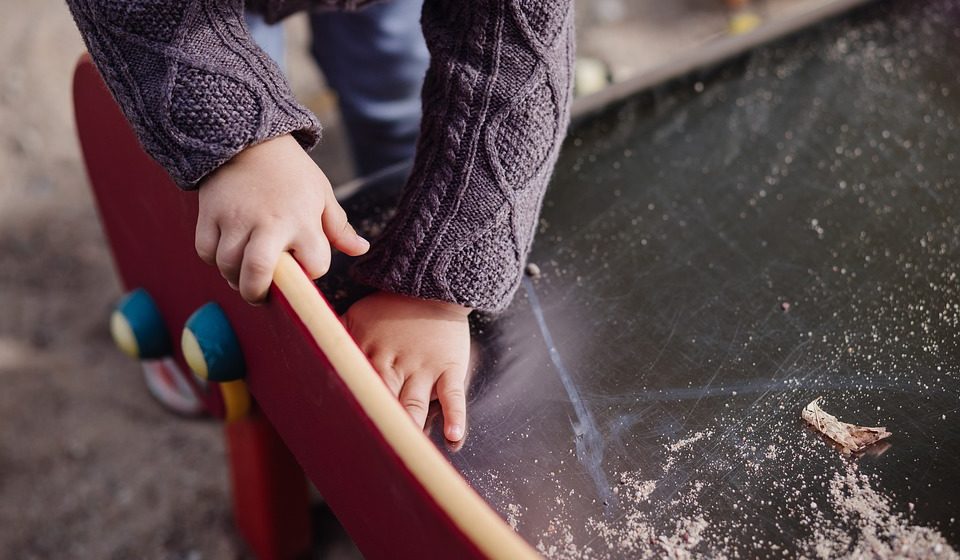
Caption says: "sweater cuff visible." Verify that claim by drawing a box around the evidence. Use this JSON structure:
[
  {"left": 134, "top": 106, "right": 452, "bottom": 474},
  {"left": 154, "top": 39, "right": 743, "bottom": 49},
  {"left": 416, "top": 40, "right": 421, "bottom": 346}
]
[
  {"left": 169, "top": 88, "right": 322, "bottom": 189},
  {"left": 67, "top": 0, "right": 322, "bottom": 190},
  {"left": 349, "top": 200, "right": 522, "bottom": 314}
]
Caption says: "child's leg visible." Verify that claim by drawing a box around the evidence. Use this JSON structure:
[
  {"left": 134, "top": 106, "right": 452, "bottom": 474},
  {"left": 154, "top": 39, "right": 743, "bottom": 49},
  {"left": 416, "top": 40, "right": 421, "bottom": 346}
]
[{"left": 309, "top": 0, "right": 429, "bottom": 177}]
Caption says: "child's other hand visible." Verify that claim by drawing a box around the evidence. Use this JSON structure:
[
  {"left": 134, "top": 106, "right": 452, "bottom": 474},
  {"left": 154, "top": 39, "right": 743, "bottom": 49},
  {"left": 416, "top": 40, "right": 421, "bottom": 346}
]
[
  {"left": 196, "top": 134, "right": 370, "bottom": 303},
  {"left": 344, "top": 291, "right": 472, "bottom": 442}
]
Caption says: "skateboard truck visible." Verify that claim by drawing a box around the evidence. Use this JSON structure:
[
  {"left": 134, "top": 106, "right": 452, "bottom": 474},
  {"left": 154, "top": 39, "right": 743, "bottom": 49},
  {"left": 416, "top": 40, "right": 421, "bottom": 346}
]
[{"left": 112, "top": 289, "right": 207, "bottom": 416}]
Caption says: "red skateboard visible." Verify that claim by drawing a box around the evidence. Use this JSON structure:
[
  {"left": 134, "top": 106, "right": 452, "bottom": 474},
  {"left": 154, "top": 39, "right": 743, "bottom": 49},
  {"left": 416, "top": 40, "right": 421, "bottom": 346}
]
[{"left": 72, "top": 55, "right": 537, "bottom": 560}]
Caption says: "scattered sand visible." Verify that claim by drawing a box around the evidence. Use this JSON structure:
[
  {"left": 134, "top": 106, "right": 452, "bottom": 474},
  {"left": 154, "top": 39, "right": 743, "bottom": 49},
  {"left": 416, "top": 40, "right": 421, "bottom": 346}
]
[
  {"left": 506, "top": 503, "right": 524, "bottom": 531},
  {"left": 666, "top": 429, "right": 713, "bottom": 453},
  {"left": 588, "top": 469, "right": 707, "bottom": 559},
  {"left": 802, "top": 463, "right": 959, "bottom": 559},
  {"left": 516, "top": 425, "right": 957, "bottom": 559}
]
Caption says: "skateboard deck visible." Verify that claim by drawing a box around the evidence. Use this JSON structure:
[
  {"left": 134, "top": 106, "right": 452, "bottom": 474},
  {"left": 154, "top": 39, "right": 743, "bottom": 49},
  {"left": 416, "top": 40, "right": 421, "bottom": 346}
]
[{"left": 73, "top": 55, "right": 537, "bottom": 560}]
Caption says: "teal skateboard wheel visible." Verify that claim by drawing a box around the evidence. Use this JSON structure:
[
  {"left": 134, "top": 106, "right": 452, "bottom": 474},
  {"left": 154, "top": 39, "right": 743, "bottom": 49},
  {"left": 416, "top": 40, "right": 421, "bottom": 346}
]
[{"left": 111, "top": 288, "right": 171, "bottom": 360}]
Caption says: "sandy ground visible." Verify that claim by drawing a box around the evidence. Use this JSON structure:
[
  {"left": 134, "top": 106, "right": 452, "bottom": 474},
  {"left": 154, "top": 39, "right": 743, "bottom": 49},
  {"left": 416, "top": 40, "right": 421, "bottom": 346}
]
[
  {"left": 0, "top": 1, "right": 837, "bottom": 558},
  {"left": 0, "top": 2, "right": 243, "bottom": 557}
]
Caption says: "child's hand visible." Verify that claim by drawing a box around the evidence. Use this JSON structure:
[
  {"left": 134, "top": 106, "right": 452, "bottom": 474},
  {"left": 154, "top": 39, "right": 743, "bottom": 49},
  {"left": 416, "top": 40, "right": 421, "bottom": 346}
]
[
  {"left": 196, "top": 134, "right": 369, "bottom": 303},
  {"left": 344, "top": 291, "right": 472, "bottom": 442}
]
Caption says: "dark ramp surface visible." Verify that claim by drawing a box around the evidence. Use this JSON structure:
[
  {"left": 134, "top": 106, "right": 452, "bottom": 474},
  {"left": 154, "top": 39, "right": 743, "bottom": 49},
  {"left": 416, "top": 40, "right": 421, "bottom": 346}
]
[{"left": 334, "top": 1, "right": 960, "bottom": 557}]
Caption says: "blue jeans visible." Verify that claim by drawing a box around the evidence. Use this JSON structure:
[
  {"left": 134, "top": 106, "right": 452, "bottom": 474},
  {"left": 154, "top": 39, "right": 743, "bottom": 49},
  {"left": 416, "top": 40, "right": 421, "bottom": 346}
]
[{"left": 246, "top": 0, "right": 428, "bottom": 176}]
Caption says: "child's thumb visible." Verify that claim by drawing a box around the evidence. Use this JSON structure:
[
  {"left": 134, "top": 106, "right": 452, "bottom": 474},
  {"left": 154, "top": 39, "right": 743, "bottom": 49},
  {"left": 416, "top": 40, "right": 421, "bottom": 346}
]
[{"left": 323, "top": 201, "right": 370, "bottom": 256}]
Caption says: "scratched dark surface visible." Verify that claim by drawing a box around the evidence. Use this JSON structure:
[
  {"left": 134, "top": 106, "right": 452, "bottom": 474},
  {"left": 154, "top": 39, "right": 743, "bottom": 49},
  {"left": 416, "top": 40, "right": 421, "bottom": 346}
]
[{"left": 333, "top": 0, "right": 960, "bottom": 556}]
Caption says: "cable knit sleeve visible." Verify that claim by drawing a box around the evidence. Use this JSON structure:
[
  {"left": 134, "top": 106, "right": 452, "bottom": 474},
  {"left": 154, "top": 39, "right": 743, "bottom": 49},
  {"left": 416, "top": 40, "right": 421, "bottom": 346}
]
[
  {"left": 66, "top": 0, "right": 322, "bottom": 188},
  {"left": 352, "top": 0, "right": 575, "bottom": 313}
]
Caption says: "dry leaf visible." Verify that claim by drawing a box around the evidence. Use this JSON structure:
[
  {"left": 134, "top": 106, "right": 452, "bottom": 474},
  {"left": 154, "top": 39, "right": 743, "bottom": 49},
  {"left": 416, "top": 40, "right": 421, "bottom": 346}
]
[{"left": 801, "top": 397, "right": 892, "bottom": 455}]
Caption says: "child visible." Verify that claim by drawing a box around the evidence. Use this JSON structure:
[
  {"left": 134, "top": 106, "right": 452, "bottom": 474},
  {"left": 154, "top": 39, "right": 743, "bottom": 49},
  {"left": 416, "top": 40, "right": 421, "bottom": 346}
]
[{"left": 66, "top": 0, "right": 574, "bottom": 442}]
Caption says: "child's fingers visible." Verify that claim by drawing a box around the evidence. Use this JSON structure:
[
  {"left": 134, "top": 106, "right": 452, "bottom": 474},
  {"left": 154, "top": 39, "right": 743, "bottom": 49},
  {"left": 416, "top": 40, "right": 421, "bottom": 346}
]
[
  {"left": 437, "top": 371, "right": 467, "bottom": 442},
  {"left": 399, "top": 374, "right": 434, "bottom": 429},
  {"left": 216, "top": 229, "right": 251, "bottom": 290},
  {"left": 371, "top": 354, "right": 403, "bottom": 396},
  {"left": 290, "top": 234, "right": 331, "bottom": 280},
  {"left": 238, "top": 230, "right": 287, "bottom": 303},
  {"left": 321, "top": 197, "right": 370, "bottom": 257},
  {"left": 195, "top": 219, "right": 219, "bottom": 265}
]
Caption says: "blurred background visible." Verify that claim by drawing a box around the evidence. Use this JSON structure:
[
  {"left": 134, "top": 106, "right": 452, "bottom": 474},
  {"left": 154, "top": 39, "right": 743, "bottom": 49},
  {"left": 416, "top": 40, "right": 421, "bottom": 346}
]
[{"left": 0, "top": 0, "right": 868, "bottom": 558}]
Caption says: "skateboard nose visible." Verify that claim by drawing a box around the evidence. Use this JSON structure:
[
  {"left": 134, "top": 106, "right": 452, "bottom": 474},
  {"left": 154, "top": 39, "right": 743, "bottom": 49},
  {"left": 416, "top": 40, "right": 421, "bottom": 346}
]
[
  {"left": 111, "top": 288, "right": 171, "bottom": 360},
  {"left": 182, "top": 302, "right": 250, "bottom": 421}
]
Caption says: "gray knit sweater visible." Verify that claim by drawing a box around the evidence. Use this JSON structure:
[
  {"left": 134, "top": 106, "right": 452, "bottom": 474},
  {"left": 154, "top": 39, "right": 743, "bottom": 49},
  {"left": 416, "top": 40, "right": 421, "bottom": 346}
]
[{"left": 67, "top": 0, "right": 574, "bottom": 312}]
